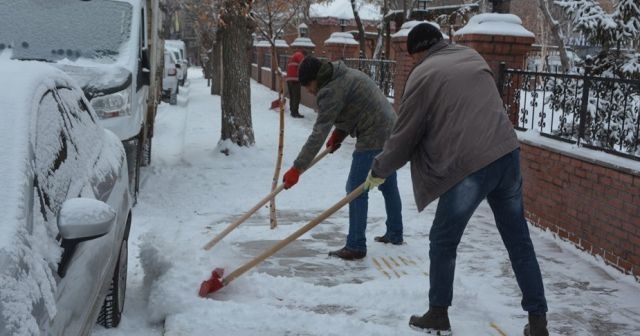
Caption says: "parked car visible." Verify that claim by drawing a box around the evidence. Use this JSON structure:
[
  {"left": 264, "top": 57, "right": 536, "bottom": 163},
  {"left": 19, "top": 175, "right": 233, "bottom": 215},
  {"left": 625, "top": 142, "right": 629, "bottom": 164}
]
[
  {"left": 162, "top": 49, "right": 179, "bottom": 105},
  {"left": 0, "top": 61, "right": 133, "bottom": 335},
  {"left": 0, "top": 0, "right": 164, "bottom": 202}
]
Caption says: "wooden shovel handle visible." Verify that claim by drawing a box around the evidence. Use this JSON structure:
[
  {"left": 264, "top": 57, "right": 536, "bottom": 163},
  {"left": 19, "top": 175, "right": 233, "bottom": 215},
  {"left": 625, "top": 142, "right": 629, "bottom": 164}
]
[
  {"left": 202, "top": 148, "right": 332, "bottom": 250},
  {"left": 222, "top": 184, "right": 365, "bottom": 286}
]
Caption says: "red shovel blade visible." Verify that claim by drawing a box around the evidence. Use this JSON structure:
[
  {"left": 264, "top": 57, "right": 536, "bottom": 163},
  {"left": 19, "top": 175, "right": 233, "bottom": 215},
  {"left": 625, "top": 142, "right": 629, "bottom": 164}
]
[{"left": 198, "top": 268, "right": 225, "bottom": 297}]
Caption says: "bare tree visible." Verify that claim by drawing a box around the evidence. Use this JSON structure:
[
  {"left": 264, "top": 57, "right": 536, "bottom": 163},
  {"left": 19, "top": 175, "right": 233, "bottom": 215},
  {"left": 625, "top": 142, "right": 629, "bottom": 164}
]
[
  {"left": 251, "top": 0, "right": 304, "bottom": 228},
  {"left": 536, "top": 0, "right": 570, "bottom": 71}
]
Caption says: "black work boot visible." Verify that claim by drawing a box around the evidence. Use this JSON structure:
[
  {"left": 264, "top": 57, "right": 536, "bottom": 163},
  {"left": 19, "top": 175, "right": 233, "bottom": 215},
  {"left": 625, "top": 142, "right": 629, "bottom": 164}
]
[
  {"left": 328, "top": 247, "right": 366, "bottom": 260},
  {"left": 374, "top": 235, "right": 403, "bottom": 245},
  {"left": 409, "top": 306, "right": 452, "bottom": 335},
  {"left": 523, "top": 313, "right": 549, "bottom": 336}
]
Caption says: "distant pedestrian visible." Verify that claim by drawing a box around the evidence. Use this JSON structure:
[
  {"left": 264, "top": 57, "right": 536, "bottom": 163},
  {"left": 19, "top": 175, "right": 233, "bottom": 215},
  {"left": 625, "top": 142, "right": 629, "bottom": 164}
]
[
  {"left": 286, "top": 50, "right": 307, "bottom": 118},
  {"left": 283, "top": 56, "right": 404, "bottom": 260},
  {"left": 364, "top": 23, "right": 549, "bottom": 336}
]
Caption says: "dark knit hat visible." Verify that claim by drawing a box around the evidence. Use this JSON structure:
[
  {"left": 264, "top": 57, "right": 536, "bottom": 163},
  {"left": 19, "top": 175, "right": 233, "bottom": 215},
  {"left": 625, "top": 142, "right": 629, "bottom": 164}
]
[
  {"left": 407, "top": 23, "right": 443, "bottom": 55},
  {"left": 298, "top": 56, "right": 322, "bottom": 86}
]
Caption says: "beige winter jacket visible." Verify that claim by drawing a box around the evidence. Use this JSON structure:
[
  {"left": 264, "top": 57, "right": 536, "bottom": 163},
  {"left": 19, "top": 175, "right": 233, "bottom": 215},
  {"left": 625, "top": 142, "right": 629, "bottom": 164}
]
[{"left": 372, "top": 41, "right": 519, "bottom": 211}]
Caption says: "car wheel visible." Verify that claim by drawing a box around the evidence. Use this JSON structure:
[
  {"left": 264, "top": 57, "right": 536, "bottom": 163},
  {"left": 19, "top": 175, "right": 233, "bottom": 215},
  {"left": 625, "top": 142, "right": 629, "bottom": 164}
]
[
  {"left": 97, "top": 239, "right": 128, "bottom": 328},
  {"left": 169, "top": 91, "right": 177, "bottom": 105}
]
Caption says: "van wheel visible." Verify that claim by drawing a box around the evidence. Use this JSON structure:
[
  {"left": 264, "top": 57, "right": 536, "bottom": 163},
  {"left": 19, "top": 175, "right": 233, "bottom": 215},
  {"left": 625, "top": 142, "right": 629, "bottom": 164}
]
[
  {"left": 123, "top": 137, "right": 141, "bottom": 204},
  {"left": 97, "top": 239, "right": 128, "bottom": 328}
]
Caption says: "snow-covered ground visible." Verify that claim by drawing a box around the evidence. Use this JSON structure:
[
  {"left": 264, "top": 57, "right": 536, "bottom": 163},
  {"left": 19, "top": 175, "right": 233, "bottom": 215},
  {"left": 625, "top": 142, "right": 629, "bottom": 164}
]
[{"left": 94, "top": 68, "right": 640, "bottom": 336}]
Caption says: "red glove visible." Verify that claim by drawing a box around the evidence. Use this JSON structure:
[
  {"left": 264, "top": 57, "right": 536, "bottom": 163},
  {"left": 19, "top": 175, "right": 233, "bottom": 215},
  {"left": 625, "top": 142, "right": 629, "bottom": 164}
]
[
  {"left": 283, "top": 167, "right": 301, "bottom": 189},
  {"left": 326, "top": 129, "right": 347, "bottom": 153}
]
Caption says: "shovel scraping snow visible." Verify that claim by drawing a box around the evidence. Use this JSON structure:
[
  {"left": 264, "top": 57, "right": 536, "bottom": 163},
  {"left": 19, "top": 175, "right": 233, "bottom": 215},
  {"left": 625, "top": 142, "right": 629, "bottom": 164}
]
[
  {"left": 198, "top": 183, "right": 366, "bottom": 297},
  {"left": 202, "top": 148, "right": 332, "bottom": 250}
]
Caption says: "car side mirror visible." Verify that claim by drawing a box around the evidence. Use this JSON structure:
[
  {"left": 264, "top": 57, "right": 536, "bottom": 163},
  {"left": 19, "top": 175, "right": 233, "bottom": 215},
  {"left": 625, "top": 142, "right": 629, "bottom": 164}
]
[{"left": 57, "top": 198, "right": 116, "bottom": 242}]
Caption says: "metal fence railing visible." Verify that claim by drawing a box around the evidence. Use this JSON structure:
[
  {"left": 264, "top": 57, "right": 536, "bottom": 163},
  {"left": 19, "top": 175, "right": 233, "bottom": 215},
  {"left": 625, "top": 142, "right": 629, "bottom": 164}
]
[
  {"left": 498, "top": 62, "right": 640, "bottom": 161},
  {"left": 343, "top": 58, "right": 396, "bottom": 99}
]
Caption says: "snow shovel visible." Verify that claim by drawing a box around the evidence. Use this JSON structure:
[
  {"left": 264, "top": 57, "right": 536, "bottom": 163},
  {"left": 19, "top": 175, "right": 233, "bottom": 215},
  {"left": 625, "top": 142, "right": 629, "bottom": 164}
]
[
  {"left": 199, "top": 183, "right": 366, "bottom": 296},
  {"left": 270, "top": 97, "right": 286, "bottom": 109},
  {"left": 202, "top": 148, "right": 332, "bottom": 251}
]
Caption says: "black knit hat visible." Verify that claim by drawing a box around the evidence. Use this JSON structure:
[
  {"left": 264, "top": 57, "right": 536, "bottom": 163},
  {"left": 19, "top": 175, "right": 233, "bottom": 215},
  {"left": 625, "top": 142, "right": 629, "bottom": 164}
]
[
  {"left": 298, "top": 56, "right": 322, "bottom": 86},
  {"left": 407, "top": 23, "right": 443, "bottom": 55}
]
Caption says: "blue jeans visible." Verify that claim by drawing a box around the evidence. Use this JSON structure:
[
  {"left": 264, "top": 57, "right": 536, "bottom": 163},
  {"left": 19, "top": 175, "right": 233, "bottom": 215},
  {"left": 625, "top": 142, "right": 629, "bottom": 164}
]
[
  {"left": 345, "top": 149, "right": 403, "bottom": 251},
  {"left": 428, "top": 149, "right": 547, "bottom": 314}
]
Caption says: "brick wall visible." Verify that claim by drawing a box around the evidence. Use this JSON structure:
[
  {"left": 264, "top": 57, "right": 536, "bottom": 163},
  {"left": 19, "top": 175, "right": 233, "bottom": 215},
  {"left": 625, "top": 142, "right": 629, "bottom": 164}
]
[{"left": 520, "top": 142, "right": 640, "bottom": 279}]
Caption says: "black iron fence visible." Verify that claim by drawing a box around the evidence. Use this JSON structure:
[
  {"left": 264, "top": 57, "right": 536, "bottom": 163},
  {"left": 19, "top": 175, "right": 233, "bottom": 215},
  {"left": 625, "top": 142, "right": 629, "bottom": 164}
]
[
  {"left": 499, "top": 62, "right": 640, "bottom": 161},
  {"left": 344, "top": 58, "right": 396, "bottom": 99}
]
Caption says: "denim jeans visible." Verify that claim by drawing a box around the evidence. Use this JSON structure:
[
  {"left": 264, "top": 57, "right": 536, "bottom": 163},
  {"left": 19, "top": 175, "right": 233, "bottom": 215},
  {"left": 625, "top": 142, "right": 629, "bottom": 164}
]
[
  {"left": 428, "top": 149, "right": 548, "bottom": 314},
  {"left": 345, "top": 149, "right": 403, "bottom": 251}
]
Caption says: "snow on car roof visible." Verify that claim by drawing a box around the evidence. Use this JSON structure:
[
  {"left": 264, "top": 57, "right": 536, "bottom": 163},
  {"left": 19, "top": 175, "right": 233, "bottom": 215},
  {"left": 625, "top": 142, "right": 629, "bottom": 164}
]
[{"left": 0, "top": 60, "right": 74, "bottom": 250}]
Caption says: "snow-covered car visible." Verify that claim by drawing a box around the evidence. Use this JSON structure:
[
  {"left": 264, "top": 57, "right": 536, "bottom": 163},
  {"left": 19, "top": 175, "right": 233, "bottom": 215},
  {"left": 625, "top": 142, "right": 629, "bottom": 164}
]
[
  {"left": 0, "top": 61, "right": 132, "bottom": 335},
  {"left": 162, "top": 49, "right": 179, "bottom": 105}
]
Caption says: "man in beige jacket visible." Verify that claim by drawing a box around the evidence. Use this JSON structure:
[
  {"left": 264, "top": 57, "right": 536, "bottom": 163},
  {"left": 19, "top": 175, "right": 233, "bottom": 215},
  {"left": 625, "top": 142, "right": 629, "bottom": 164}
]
[{"left": 364, "top": 23, "right": 549, "bottom": 336}]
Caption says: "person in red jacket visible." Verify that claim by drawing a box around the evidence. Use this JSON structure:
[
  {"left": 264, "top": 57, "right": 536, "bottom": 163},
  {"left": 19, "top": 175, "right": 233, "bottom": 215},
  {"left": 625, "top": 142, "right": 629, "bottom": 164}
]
[{"left": 286, "top": 50, "right": 307, "bottom": 118}]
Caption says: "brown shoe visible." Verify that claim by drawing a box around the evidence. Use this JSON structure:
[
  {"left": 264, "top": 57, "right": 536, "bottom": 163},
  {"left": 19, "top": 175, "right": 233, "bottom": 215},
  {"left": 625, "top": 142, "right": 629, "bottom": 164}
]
[
  {"left": 374, "top": 235, "right": 403, "bottom": 245},
  {"left": 328, "top": 247, "right": 366, "bottom": 260}
]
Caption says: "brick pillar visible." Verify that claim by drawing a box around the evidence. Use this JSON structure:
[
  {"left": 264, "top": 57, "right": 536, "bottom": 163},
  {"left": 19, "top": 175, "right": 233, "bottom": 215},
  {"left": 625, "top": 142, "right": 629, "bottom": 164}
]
[
  {"left": 275, "top": 46, "right": 289, "bottom": 90},
  {"left": 390, "top": 21, "right": 435, "bottom": 112},
  {"left": 454, "top": 14, "right": 535, "bottom": 125},
  {"left": 256, "top": 44, "right": 268, "bottom": 83},
  {"left": 391, "top": 29, "right": 413, "bottom": 112},
  {"left": 324, "top": 32, "right": 359, "bottom": 61}
]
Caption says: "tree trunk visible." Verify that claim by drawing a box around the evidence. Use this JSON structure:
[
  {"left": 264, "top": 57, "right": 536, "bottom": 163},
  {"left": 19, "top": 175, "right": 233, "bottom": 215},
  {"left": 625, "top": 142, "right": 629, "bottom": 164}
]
[
  {"left": 537, "top": 0, "right": 571, "bottom": 71},
  {"left": 220, "top": 3, "right": 254, "bottom": 148},
  {"left": 212, "top": 38, "right": 222, "bottom": 95},
  {"left": 351, "top": 0, "right": 367, "bottom": 57}
]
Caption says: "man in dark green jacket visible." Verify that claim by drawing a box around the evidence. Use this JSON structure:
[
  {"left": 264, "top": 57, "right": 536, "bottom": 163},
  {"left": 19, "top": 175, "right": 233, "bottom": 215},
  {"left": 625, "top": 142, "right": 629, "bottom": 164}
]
[
  {"left": 282, "top": 56, "right": 403, "bottom": 260},
  {"left": 365, "top": 23, "right": 549, "bottom": 336}
]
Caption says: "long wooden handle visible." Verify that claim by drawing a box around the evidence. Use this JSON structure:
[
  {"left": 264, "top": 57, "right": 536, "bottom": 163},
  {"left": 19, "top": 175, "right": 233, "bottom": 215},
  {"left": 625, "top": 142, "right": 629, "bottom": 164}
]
[
  {"left": 222, "top": 184, "right": 365, "bottom": 286},
  {"left": 202, "top": 148, "right": 332, "bottom": 250}
]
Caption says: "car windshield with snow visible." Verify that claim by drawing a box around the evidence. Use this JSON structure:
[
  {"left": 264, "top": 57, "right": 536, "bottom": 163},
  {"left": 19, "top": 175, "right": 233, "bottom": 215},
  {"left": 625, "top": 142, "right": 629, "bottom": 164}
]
[{"left": 0, "top": 0, "right": 132, "bottom": 64}]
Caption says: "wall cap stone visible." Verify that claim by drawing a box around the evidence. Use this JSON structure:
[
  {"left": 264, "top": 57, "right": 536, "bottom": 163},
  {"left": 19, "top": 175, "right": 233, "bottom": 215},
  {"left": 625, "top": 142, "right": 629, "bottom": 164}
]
[
  {"left": 325, "top": 32, "right": 359, "bottom": 45},
  {"left": 455, "top": 13, "right": 534, "bottom": 38}
]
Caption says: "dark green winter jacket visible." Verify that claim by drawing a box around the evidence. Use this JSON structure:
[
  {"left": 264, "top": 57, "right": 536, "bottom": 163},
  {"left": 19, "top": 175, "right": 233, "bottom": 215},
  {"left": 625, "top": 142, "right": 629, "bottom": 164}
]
[{"left": 293, "top": 61, "right": 396, "bottom": 170}]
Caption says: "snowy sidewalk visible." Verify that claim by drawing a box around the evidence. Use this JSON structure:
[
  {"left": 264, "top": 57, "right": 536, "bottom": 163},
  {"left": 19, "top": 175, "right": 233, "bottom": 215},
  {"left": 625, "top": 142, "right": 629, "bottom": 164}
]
[{"left": 96, "top": 68, "right": 640, "bottom": 336}]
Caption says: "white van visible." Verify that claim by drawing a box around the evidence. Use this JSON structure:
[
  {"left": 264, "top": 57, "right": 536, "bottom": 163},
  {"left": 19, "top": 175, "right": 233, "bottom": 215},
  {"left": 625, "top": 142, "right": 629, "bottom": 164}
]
[
  {"left": 0, "top": 0, "right": 163, "bottom": 201},
  {"left": 166, "top": 39, "right": 188, "bottom": 85}
]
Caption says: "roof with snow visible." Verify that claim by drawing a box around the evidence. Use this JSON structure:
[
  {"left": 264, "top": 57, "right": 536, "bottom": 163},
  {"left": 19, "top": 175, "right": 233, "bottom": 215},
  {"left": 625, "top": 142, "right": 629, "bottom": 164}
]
[{"left": 310, "top": 0, "right": 381, "bottom": 21}]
